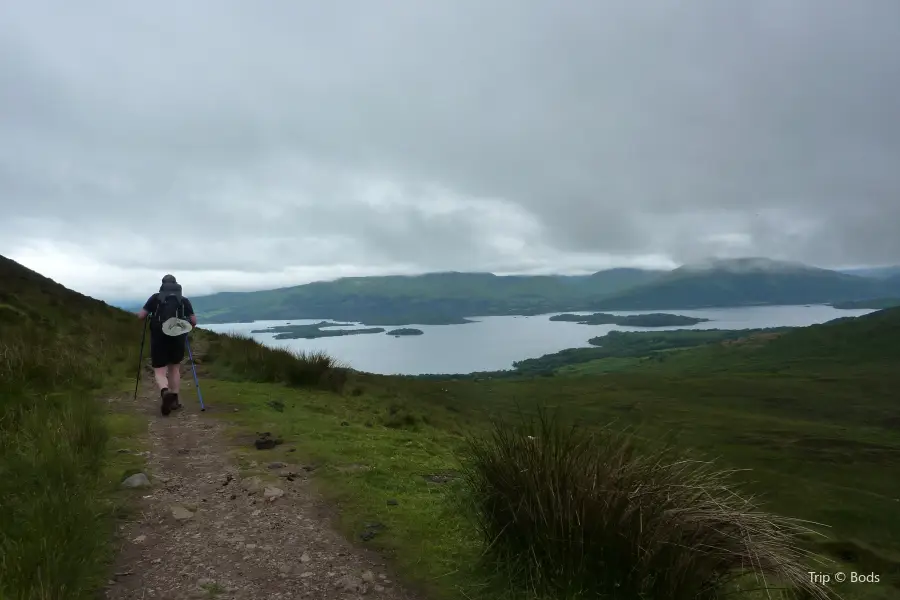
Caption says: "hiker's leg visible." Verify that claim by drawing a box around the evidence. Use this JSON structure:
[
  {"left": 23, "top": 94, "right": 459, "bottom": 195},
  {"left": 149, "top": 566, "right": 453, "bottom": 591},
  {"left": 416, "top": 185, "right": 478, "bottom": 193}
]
[
  {"left": 149, "top": 332, "right": 169, "bottom": 391},
  {"left": 166, "top": 363, "right": 181, "bottom": 394},
  {"left": 165, "top": 335, "right": 187, "bottom": 410},
  {"left": 153, "top": 367, "right": 169, "bottom": 390}
]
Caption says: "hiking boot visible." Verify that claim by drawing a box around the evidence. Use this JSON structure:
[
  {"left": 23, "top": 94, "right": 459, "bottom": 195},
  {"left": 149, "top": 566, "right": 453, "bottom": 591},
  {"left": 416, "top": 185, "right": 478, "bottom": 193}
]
[
  {"left": 161, "top": 391, "right": 176, "bottom": 416},
  {"left": 172, "top": 393, "right": 182, "bottom": 410}
]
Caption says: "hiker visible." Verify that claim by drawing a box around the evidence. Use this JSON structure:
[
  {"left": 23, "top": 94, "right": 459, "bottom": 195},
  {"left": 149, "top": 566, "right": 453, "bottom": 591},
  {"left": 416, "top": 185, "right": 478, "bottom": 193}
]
[{"left": 136, "top": 275, "right": 198, "bottom": 416}]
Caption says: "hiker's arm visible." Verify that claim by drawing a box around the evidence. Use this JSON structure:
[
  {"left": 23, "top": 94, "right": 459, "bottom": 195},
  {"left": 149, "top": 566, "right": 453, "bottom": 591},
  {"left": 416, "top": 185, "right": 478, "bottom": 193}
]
[
  {"left": 138, "top": 296, "right": 155, "bottom": 320},
  {"left": 184, "top": 298, "right": 198, "bottom": 327}
]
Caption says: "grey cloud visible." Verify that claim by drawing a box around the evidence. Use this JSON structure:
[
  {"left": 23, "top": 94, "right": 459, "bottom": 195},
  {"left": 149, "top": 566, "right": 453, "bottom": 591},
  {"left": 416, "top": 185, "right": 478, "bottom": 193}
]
[{"left": 2, "top": 0, "right": 899, "bottom": 298}]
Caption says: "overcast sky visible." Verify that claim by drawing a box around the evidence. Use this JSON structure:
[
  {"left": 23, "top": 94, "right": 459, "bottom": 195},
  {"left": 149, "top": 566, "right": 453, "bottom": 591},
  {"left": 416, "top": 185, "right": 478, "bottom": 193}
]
[{"left": 2, "top": 1, "right": 899, "bottom": 300}]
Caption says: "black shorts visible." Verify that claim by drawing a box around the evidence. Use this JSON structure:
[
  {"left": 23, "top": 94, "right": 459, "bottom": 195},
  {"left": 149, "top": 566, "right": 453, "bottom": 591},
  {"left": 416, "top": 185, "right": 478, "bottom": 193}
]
[{"left": 149, "top": 330, "right": 186, "bottom": 368}]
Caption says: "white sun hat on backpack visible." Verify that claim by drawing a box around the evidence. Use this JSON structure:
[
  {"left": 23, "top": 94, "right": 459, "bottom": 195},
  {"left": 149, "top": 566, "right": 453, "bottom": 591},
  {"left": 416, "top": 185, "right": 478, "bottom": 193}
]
[{"left": 161, "top": 316, "right": 193, "bottom": 336}]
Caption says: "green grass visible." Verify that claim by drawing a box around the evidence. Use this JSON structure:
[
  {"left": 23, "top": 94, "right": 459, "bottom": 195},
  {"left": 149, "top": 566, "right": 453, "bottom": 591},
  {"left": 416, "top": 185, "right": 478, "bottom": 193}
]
[
  {"left": 0, "top": 255, "right": 148, "bottom": 600},
  {"left": 555, "top": 356, "right": 645, "bottom": 375}
]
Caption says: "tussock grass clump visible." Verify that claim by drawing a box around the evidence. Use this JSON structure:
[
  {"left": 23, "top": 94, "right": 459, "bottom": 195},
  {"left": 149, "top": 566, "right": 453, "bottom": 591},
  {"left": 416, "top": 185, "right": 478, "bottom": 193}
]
[
  {"left": 204, "top": 331, "right": 348, "bottom": 392},
  {"left": 383, "top": 400, "right": 426, "bottom": 429},
  {"left": 459, "top": 409, "right": 833, "bottom": 600}
]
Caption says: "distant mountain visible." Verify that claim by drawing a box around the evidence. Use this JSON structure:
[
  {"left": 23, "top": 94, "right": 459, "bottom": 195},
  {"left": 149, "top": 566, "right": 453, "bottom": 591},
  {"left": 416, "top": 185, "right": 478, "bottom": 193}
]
[
  {"left": 838, "top": 265, "right": 900, "bottom": 279},
  {"left": 190, "top": 257, "right": 900, "bottom": 324},
  {"left": 191, "top": 269, "right": 666, "bottom": 324},
  {"left": 884, "top": 273, "right": 900, "bottom": 293},
  {"left": 679, "top": 257, "right": 815, "bottom": 274},
  {"left": 591, "top": 258, "right": 890, "bottom": 310}
]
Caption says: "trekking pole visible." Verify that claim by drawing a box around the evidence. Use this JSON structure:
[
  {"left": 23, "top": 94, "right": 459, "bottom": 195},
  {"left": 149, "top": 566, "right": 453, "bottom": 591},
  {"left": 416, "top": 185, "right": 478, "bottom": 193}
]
[
  {"left": 133, "top": 319, "right": 148, "bottom": 401},
  {"left": 185, "top": 335, "right": 205, "bottom": 411}
]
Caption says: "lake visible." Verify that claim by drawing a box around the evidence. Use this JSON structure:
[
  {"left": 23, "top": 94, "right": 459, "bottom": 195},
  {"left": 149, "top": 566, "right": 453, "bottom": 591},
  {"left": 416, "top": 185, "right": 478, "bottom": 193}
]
[{"left": 202, "top": 305, "right": 876, "bottom": 376}]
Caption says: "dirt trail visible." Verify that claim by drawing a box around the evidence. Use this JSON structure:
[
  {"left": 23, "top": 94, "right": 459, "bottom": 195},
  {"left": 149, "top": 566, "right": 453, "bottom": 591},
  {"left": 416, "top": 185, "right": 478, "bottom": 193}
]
[{"left": 105, "top": 359, "right": 421, "bottom": 600}]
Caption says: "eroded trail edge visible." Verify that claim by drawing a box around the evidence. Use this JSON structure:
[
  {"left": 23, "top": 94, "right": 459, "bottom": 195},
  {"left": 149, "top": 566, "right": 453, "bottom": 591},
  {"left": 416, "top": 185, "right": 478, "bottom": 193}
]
[{"left": 106, "top": 366, "right": 420, "bottom": 600}]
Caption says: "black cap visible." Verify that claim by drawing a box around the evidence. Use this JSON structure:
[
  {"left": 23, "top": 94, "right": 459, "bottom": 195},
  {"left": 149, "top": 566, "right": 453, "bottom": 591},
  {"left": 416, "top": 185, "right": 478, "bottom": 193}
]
[{"left": 162, "top": 274, "right": 177, "bottom": 284}]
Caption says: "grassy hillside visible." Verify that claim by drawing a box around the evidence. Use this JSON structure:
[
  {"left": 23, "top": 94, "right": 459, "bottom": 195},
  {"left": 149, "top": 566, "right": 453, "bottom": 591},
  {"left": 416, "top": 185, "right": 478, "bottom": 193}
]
[
  {"left": 832, "top": 298, "right": 900, "bottom": 310},
  {"left": 510, "top": 328, "right": 793, "bottom": 376},
  {"left": 616, "top": 307, "right": 900, "bottom": 377},
  {"left": 539, "top": 307, "right": 900, "bottom": 383},
  {"left": 0, "top": 256, "right": 146, "bottom": 600}
]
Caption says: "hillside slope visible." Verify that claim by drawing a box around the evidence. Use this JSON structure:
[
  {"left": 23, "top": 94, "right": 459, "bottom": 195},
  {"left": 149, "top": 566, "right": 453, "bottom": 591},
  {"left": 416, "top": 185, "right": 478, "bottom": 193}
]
[
  {"left": 832, "top": 298, "right": 900, "bottom": 310},
  {"left": 1, "top": 255, "right": 144, "bottom": 599},
  {"left": 612, "top": 306, "right": 900, "bottom": 379},
  {"left": 0, "top": 254, "right": 132, "bottom": 333}
]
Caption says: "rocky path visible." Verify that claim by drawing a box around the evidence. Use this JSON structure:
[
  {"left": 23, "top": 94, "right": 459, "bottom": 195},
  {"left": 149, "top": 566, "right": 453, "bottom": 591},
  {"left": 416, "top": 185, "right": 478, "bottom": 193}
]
[{"left": 106, "top": 361, "right": 421, "bottom": 600}]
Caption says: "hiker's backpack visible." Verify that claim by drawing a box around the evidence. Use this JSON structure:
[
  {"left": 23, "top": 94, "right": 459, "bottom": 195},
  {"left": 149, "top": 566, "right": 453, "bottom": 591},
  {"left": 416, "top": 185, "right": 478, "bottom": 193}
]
[{"left": 152, "top": 283, "right": 185, "bottom": 329}]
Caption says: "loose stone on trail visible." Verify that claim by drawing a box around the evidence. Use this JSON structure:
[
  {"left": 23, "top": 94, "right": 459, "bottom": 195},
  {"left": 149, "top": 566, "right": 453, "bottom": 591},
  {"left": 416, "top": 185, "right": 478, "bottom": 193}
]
[
  {"left": 120, "top": 473, "right": 151, "bottom": 489},
  {"left": 264, "top": 486, "right": 285, "bottom": 502},
  {"left": 241, "top": 476, "right": 263, "bottom": 494},
  {"left": 170, "top": 505, "right": 195, "bottom": 521}
]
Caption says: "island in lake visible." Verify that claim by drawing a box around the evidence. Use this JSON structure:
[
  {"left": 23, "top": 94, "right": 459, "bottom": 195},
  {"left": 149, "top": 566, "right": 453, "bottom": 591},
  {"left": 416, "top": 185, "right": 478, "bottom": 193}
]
[
  {"left": 251, "top": 321, "right": 386, "bottom": 339},
  {"left": 549, "top": 312, "right": 710, "bottom": 327},
  {"left": 362, "top": 315, "right": 475, "bottom": 326},
  {"left": 387, "top": 328, "right": 424, "bottom": 336}
]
